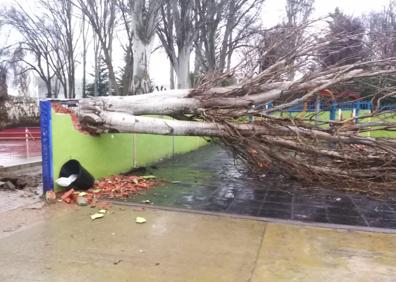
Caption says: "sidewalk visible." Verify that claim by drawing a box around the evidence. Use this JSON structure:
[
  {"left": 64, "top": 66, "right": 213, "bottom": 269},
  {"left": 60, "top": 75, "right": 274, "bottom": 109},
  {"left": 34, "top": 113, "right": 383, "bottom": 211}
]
[
  {"left": 0, "top": 204, "right": 395, "bottom": 281},
  {"left": 0, "top": 156, "right": 41, "bottom": 171}
]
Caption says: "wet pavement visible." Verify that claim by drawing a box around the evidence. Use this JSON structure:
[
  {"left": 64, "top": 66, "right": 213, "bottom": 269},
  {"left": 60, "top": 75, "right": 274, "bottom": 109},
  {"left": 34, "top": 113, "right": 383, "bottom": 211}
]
[
  {"left": 0, "top": 140, "right": 41, "bottom": 166},
  {"left": 1, "top": 205, "right": 396, "bottom": 281},
  {"left": 114, "top": 144, "right": 396, "bottom": 229}
]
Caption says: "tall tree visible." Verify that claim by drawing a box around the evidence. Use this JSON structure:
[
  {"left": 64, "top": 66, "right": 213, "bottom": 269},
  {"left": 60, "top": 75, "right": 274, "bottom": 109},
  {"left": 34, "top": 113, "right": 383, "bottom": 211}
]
[
  {"left": 285, "top": 0, "right": 314, "bottom": 26},
  {"left": 75, "top": 0, "right": 120, "bottom": 96},
  {"left": 319, "top": 8, "right": 366, "bottom": 68},
  {"left": 118, "top": 0, "right": 162, "bottom": 94},
  {"left": 284, "top": 0, "right": 314, "bottom": 79},
  {"left": 81, "top": 4, "right": 90, "bottom": 98},
  {"left": 366, "top": 1, "right": 396, "bottom": 60},
  {"left": 4, "top": 5, "right": 65, "bottom": 98},
  {"left": 157, "top": 0, "right": 197, "bottom": 89},
  {"left": 40, "top": 0, "right": 79, "bottom": 98},
  {"left": 194, "top": 0, "right": 265, "bottom": 75}
]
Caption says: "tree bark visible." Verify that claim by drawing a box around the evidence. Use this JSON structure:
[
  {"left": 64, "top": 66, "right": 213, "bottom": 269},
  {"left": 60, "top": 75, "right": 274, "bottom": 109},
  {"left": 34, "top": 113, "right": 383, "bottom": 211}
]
[
  {"left": 175, "top": 47, "right": 191, "bottom": 89},
  {"left": 132, "top": 37, "right": 153, "bottom": 94}
]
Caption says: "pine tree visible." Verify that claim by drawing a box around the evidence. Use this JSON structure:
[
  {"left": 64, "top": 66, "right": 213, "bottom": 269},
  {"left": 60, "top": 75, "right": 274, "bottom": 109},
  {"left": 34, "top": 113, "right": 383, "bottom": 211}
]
[{"left": 85, "top": 59, "right": 110, "bottom": 97}]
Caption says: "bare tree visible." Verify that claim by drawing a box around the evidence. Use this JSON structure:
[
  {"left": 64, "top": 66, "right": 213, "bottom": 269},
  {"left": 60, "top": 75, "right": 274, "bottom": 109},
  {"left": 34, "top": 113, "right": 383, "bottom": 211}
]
[
  {"left": 286, "top": 0, "right": 314, "bottom": 26},
  {"left": 75, "top": 0, "right": 120, "bottom": 96},
  {"left": 4, "top": 5, "right": 63, "bottom": 98},
  {"left": 194, "top": 0, "right": 265, "bottom": 76},
  {"left": 39, "top": 0, "right": 80, "bottom": 98},
  {"left": 366, "top": 1, "right": 396, "bottom": 60},
  {"left": 0, "top": 28, "right": 39, "bottom": 128},
  {"left": 118, "top": 0, "right": 162, "bottom": 95},
  {"left": 117, "top": 0, "right": 134, "bottom": 96},
  {"left": 157, "top": 0, "right": 197, "bottom": 89},
  {"left": 81, "top": 4, "right": 90, "bottom": 98}
]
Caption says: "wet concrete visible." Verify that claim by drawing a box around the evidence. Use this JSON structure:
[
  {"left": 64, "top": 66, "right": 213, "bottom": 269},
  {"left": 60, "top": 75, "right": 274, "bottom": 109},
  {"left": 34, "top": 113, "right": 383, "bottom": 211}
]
[
  {"left": 0, "top": 140, "right": 41, "bottom": 166},
  {"left": 1, "top": 205, "right": 396, "bottom": 281},
  {"left": 116, "top": 144, "right": 396, "bottom": 229}
]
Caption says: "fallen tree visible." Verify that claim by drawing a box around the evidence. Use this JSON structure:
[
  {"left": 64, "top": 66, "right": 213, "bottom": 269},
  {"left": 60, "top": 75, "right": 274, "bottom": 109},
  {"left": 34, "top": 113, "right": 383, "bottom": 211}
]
[
  {"left": 77, "top": 64, "right": 396, "bottom": 195},
  {"left": 77, "top": 26, "right": 396, "bottom": 195}
]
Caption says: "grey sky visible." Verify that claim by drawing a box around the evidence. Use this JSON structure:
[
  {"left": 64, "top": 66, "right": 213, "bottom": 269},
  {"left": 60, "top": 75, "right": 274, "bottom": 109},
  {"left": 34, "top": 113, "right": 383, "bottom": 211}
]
[{"left": 262, "top": 0, "right": 391, "bottom": 27}]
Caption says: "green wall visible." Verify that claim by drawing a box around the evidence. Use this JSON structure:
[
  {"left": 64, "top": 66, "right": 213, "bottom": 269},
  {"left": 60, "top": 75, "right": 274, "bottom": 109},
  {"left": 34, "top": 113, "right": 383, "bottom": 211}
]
[{"left": 52, "top": 111, "right": 207, "bottom": 189}]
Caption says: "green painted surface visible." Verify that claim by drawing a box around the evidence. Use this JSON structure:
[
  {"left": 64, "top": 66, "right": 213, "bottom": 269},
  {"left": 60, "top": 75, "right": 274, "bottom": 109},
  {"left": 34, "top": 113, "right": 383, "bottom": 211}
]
[
  {"left": 52, "top": 112, "right": 134, "bottom": 187},
  {"left": 51, "top": 111, "right": 207, "bottom": 189},
  {"left": 134, "top": 135, "right": 207, "bottom": 167}
]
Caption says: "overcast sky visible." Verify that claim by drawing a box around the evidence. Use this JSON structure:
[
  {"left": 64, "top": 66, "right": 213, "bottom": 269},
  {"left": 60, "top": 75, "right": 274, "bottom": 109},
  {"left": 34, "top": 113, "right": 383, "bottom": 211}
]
[
  {"left": 262, "top": 0, "right": 391, "bottom": 27},
  {"left": 1, "top": 0, "right": 393, "bottom": 93}
]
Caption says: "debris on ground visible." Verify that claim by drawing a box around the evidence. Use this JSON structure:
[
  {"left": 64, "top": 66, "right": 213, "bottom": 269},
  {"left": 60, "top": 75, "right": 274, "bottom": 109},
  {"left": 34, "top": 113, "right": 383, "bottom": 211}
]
[
  {"left": 90, "top": 213, "right": 105, "bottom": 220},
  {"left": 76, "top": 196, "right": 88, "bottom": 206},
  {"left": 142, "top": 175, "right": 156, "bottom": 180},
  {"left": 59, "top": 174, "right": 159, "bottom": 206},
  {"left": 135, "top": 216, "right": 146, "bottom": 224},
  {"left": 0, "top": 181, "right": 16, "bottom": 190},
  {"left": 0, "top": 175, "right": 41, "bottom": 191},
  {"left": 45, "top": 191, "right": 57, "bottom": 204},
  {"left": 61, "top": 188, "right": 75, "bottom": 204}
]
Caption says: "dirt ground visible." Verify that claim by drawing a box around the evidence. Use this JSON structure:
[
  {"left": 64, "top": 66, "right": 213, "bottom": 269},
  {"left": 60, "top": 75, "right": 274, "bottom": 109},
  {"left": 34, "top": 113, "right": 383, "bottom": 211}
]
[{"left": 0, "top": 166, "right": 42, "bottom": 214}]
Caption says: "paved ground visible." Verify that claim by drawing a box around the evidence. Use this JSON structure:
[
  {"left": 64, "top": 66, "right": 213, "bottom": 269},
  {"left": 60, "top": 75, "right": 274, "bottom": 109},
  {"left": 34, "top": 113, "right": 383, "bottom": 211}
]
[
  {"left": 122, "top": 145, "right": 396, "bottom": 229},
  {"left": 0, "top": 203, "right": 396, "bottom": 282},
  {"left": 0, "top": 139, "right": 41, "bottom": 166}
]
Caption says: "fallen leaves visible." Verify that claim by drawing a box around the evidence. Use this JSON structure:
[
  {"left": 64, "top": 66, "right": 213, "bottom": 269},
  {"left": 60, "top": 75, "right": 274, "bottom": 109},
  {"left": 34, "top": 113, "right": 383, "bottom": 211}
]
[{"left": 59, "top": 174, "right": 159, "bottom": 206}]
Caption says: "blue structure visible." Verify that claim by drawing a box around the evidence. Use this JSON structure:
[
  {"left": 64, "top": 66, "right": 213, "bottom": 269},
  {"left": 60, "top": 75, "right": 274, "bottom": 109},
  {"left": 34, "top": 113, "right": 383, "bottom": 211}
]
[
  {"left": 39, "top": 100, "right": 54, "bottom": 192},
  {"left": 330, "top": 102, "right": 337, "bottom": 122}
]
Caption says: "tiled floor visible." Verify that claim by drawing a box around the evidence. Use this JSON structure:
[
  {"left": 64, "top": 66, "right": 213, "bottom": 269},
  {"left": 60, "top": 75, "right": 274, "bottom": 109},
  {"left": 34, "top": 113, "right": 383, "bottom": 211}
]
[{"left": 116, "top": 144, "right": 396, "bottom": 229}]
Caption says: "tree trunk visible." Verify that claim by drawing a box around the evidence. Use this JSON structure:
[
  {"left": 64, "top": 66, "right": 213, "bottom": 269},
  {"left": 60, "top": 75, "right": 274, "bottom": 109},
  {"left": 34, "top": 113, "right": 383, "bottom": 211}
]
[
  {"left": 175, "top": 48, "right": 190, "bottom": 89},
  {"left": 103, "top": 49, "right": 118, "bottom": 96},
  {"left": 82, "top": 13, "right": 87, "bottom": 98},
  {"left": 170, "top": 62, "right": 175, "bottom": 90},
  {"left": 121, "top": 47, "right": 134, "bottom": 96},
  {"left": 132, "top": 37, "right": 153, "bottom": 94},
  {"left": 93, "top": 39, "right": 101, "bottom": 97}
]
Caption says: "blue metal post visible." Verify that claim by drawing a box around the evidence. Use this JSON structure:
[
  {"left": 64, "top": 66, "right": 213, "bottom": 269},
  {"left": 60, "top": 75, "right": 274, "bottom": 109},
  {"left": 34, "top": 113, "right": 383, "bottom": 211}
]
[
  {"left": 40, "top": 100, "right": 54, "bottom": 192},
  {"left": 354, "top": 101, "right": 360, "bottom": 123},
  {"left": 330, "top": 102, "right": 337, "bottom": 122}
]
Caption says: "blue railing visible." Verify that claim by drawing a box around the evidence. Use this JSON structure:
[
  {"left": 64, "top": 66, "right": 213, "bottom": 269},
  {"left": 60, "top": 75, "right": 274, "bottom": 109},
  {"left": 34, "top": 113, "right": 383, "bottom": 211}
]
[{"left": 287, "top": 101, "right": 373, "bottom": 112}]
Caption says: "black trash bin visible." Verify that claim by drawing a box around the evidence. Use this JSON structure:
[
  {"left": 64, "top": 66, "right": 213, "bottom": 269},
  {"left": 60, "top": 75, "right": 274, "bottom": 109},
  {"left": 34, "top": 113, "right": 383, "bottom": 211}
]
[{"left": 59, "top": 159, "right": 95, "bottom": 190}]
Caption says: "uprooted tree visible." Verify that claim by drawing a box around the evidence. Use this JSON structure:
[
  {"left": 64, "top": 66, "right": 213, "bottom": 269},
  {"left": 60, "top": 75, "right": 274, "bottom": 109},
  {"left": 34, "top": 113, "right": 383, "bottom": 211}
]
[{"left": 78, "top": 21, "right": 396, "bottom": 196}]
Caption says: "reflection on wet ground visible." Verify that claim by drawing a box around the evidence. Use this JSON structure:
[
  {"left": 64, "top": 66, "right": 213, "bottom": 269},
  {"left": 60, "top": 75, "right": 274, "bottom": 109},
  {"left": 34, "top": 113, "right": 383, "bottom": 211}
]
[
  {"left": 0, "top": 140, "right": 41, "bottom": 164},
  {"left": 113, "top": 144, "right": 396, "bottom": 229}
]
